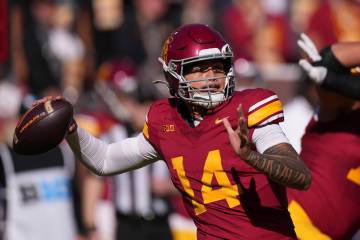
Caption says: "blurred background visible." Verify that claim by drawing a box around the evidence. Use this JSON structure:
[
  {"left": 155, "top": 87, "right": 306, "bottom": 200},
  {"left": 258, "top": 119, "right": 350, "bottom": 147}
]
[{"left": 0, "top": 0, "right": 360, "bottom": 239}]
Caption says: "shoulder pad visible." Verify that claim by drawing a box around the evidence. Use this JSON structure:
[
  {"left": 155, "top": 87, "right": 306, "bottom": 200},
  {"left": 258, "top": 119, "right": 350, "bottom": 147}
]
[{"left": 237, "top": 88, "right": 284, "bottom": 127}]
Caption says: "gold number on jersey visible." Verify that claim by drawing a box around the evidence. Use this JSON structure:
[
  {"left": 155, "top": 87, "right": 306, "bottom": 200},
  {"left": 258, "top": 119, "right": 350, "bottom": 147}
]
[
  {"left": 347, "top": 166, "right": 360, "bottom": 186},
  {"left": 172, "top": 149, "right": 241, "bottom": 215},
  {"left": 172, "top": 156, "right": 206, "bottom": 215}
]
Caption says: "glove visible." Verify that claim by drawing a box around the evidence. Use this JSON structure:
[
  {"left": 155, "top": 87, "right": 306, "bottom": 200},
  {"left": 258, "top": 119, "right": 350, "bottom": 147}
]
[
  {"left": 297, "top": 33, "right": 328, "bottom": 84},
  {"left": 298, "top": 34, "right": 360, "bottom": 99}
]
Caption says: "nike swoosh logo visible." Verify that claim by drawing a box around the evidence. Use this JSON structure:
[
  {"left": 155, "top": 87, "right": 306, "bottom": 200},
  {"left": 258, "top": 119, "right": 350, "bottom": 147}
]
[{"left": 215, "top": 117, "right": 228, "bottom": 125}]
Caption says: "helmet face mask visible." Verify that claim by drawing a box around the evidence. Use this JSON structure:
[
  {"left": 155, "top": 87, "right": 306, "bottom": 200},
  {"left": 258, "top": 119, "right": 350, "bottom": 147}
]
[{"left": 159, "top": 24, "right": 235, "bottom": 109}]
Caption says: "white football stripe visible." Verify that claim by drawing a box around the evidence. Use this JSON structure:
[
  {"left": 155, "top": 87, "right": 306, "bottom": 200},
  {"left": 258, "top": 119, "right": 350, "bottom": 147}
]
[
  {"left": 257, "top": 112, "right": 284, "bottom": 126},
  {"left": 199, "top": 48, "right": 221, "bottom": 56},
  {"left": 249, "top": 95, "right": 278, "bottom": 112}
]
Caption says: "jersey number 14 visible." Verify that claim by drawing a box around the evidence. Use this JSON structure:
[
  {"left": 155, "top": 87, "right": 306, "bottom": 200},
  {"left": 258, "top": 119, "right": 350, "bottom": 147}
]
[{"left": 172, "top": 149, "right": 241, "bottom": 215}]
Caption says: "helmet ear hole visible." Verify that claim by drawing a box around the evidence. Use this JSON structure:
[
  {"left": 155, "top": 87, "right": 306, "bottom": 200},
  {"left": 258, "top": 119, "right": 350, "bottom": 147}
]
[{"left": 224, "top": 59, "right": 232, "bottom": 74}]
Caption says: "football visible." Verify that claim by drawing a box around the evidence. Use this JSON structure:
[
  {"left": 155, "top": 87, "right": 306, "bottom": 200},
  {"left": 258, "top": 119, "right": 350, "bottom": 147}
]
[{"left": 13, "top": 98, "right": 73, "bottom": 155}]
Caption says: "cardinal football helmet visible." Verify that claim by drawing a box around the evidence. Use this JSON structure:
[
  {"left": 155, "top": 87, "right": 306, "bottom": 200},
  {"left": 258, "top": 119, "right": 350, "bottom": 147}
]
[
  {"left": 95, "top": 59, "right": 138, "bottom": 121},
  {"left": 158, "top": 24, "right": 235, "bottom": 108},
  {"left": 97, "top": 59, "right": 138, "bottom": 95}
]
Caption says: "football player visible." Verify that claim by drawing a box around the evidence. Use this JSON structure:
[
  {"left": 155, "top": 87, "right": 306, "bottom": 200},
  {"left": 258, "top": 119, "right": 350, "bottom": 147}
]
[
  {"left": 43, "top": 24, "right": 312, "bottom": 239},
  {"left": 288, "top": 34, "right": 360, "bottom": 239}
]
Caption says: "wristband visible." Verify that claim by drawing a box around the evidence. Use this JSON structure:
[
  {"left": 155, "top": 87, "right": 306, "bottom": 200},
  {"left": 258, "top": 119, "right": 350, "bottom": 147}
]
[
  {"left": 318, "top": 46, "right": 348, "bottom": 73},
  {"left": 322, "top": 69, "right": 360, "bottom": 100}
]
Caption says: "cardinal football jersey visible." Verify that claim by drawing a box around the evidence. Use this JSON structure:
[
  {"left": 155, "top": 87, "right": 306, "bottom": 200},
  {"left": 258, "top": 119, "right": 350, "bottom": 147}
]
[
  {"left": 143, "top": 89, "right": 296, "bottom": 240},
  {"left": 288, "top": 109, "right": 360, "bottom": 240}
]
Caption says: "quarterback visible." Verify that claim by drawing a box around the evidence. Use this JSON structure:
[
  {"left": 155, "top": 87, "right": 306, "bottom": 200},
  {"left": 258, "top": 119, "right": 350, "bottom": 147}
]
[{"left": 60, "top": 24, "right": 311, "bottom": 239}]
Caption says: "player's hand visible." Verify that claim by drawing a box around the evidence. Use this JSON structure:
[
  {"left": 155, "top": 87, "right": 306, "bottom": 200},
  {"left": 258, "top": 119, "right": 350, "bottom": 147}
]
[
  {"left": 297, "top": 33, "right": 328, "bottom": 84},
  {"left": 223, "top": 104, "right": 252, "bottom": 160},
  {"left": 32, "top": 95, "right": 77, "bottom": 135}
]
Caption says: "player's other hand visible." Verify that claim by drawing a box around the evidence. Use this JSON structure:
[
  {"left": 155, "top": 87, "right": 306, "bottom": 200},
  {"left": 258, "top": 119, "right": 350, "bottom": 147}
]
[
  {"left": 223, "top": 104, "right": 252, "bottom": 160},
  {"left": 297, "top": 33, "right": 328, "bottom": 84},
  {"left": 32, "top": 95, "right": 77, "bottom": 135}
]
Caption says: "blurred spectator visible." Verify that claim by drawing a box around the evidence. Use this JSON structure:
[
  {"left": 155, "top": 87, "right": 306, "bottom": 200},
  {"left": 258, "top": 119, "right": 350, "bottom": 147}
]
[
  {"left": 49, "top": 1, "right": 85, "bottom": 103},
  {"left": 77, "top": 0, "right": 125, "bottom": 67},
  {"left": 131, "top": 0, "right": 177, "bottom": 99},
  {"left": 220, "top": 0, "right": 295, "bottom": 64},
  {"left": 77, "top": 0, "right": 176, "bottom": 99},
  {"left": 180, "top": 0, "right": 216, "bottom": 26},
  {"left": 95, "top": 59, "right": 139, "bottom": 122},
  {"left": 233, "top": 58, "right": 265, "bottom": 91},
  {"left": 289, "top": 0, "right": 321, "bottom": 35},
  {"left": 260, "top": 0, "right": 288, "bottom": 16},
  {"left": 0, "top": 81, "right": 84, "bottom": 240},
  {"left": 307, "top": 0, "right": 360, "bottom": 49},
  {"left": 78, "top": 59, "right": 175, "bottom": 240},
  {"left": 10, "top": 0, "right": 85, "bottom": 100}
]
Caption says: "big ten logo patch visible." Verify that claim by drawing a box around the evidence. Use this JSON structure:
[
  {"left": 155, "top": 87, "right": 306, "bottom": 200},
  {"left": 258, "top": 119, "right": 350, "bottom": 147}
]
[
  {"left": 162, "top": 124, "right": 176, "bottom": 133},
  {"left": 19, "top": 176, "right": 72, "bottom": 204}
]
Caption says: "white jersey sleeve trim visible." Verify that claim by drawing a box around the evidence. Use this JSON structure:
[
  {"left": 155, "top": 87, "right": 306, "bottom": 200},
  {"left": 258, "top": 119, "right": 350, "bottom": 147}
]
[
  {"left": 257, "top": 113, "right": 284, "bottom": 127},
  {"left": 73, "top": 127, "right": 161, "bottom": 175},
  {"left": 252, "top": 124, "right": 290, "bottom": 154},
  {"left": 249, "top": 95, "right": 278, "bottom": 112}
]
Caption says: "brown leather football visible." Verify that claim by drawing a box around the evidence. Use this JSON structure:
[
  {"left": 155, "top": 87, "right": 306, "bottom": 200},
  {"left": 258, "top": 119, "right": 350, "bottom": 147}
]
[{"left": 13, "top": 99, "right": 73, "bottom": 155}]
